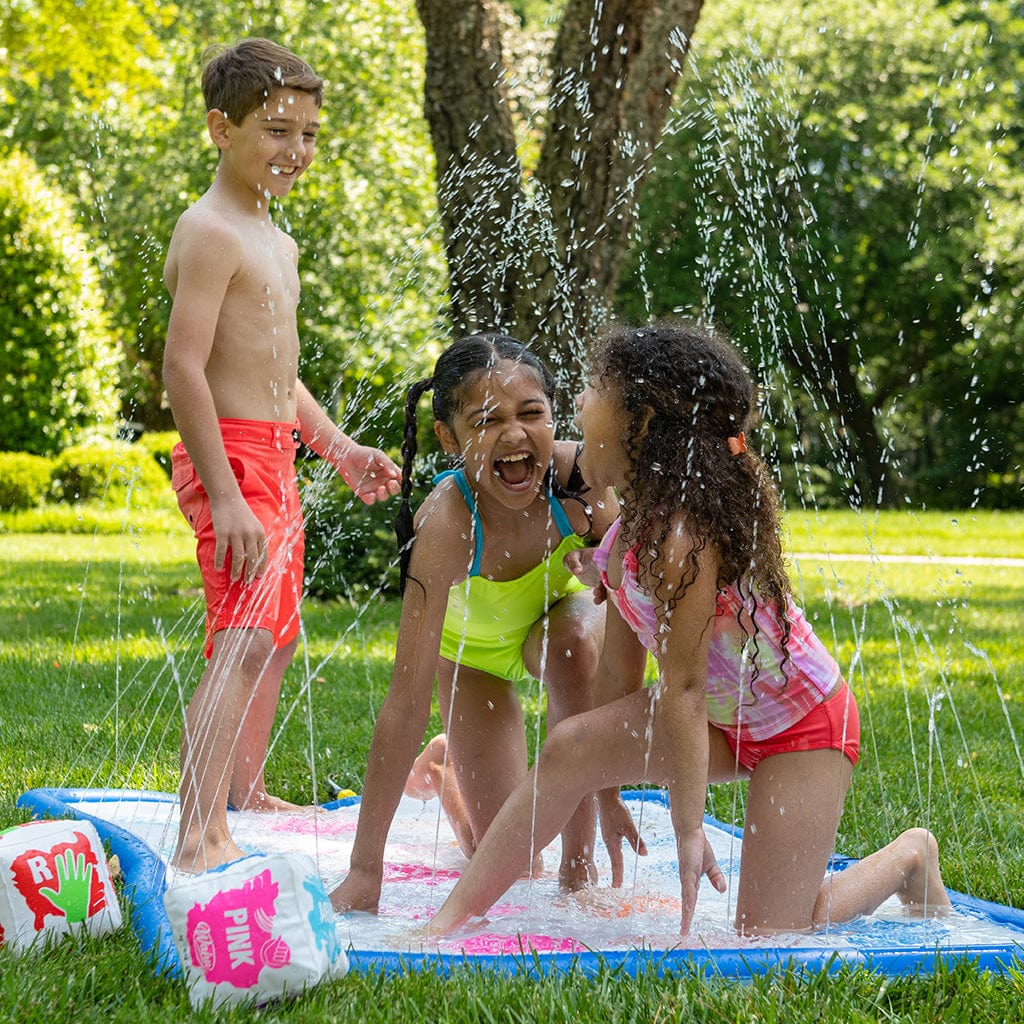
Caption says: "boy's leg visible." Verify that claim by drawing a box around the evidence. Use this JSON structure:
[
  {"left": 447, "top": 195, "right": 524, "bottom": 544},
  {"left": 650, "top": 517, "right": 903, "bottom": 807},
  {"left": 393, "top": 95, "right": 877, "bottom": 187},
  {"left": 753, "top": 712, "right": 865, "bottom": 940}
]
[
  {"left": 174, "top": 627, "right": 274, "bottom": 872},
  {"left": 523, "top": 591, "right": 605, "bottom": 889},
  {"left": 228, "top": 637, "right": 301, "bottom": 811}
]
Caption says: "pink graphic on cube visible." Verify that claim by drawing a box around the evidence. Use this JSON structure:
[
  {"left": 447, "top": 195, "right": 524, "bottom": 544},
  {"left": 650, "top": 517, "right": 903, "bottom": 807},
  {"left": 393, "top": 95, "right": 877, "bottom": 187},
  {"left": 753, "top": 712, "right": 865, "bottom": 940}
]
[{"left": 185, "top": 868, "right": 291, "bottom": 988}]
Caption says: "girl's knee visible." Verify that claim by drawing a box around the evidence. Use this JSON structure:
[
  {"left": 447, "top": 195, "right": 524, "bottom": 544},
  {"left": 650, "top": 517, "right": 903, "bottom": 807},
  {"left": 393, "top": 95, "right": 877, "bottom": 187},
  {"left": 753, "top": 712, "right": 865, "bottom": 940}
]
[{"left": 895, "top": 827, "right": 939, "bottom": 867}]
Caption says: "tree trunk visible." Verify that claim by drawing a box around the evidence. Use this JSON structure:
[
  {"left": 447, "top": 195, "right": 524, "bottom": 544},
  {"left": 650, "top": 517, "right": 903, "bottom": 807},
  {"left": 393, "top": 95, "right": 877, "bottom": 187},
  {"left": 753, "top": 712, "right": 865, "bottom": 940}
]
[
  {"left": 415, "top": 0, "right": 705, "bottom": 391},
  {"left": 414, "top": 0, "right": 522, "bottom": 335},
  {"left": 794, "top": 331, "right": 896, "bottom": 506}
]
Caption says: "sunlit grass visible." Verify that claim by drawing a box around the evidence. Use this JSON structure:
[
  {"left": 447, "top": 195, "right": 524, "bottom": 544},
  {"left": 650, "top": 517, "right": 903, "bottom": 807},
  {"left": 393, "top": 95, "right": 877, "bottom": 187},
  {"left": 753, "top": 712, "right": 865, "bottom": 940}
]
[{"left": 785, "top": 507, "right": 1024, "bottom": 558}]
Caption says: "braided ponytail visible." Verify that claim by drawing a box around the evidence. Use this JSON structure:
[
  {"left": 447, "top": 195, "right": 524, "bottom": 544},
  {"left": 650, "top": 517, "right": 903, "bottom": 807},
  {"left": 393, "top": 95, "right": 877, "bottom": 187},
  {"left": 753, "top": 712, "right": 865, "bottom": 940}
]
[{"left": 396, "top": 376, "right": 434, "bottom": 594}]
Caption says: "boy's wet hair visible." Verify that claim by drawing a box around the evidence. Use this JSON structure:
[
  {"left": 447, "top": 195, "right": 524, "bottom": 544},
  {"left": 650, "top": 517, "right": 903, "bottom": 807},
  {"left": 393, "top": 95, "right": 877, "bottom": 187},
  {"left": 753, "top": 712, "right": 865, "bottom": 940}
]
[
  {"left": 201, "top": 38, "right": 323, "bottom": 124},
  {"left": 396, "top": 333, "right": 559, "bottom": 594}
]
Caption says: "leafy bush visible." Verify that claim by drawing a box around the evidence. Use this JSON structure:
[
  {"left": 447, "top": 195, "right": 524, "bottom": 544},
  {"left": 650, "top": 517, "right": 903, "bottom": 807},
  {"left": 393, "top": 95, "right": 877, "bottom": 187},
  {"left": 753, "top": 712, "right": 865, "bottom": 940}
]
[
  {"left": 0, "top": 150, "right": 121, "bottom": 455},
  {"left": 301, "top": 461, "right": 403, "bottom": 601},
  {"left": 0, "top": 503, "right": 185, "bottom": 535},
  {"left": 136, "top": 430, "right": 180, "bottom": 479},
  {"left": 50, "top": 441, "right": 169, "bottom": 509},
  {"left": 0, "top": 451, "right": 53, "bottom": 510}
]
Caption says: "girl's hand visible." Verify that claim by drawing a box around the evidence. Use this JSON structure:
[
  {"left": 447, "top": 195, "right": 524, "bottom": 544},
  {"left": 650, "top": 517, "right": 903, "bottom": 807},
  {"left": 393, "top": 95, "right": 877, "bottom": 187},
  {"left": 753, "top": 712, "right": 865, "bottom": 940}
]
[
  {"left": 337, "top": 443, "right": 402, "bottom": 505},
  {"left": 597, "top": 789, "right": 647, "bottom": 886},
  {"left": 702, "top": 835, "right": 726, "bottom": 894},
  {"left": 563, "top": 548, "right": 607, "bottom": 604},
  {"left": 676, "top": 826, "right": 725, "bottom": 934}
]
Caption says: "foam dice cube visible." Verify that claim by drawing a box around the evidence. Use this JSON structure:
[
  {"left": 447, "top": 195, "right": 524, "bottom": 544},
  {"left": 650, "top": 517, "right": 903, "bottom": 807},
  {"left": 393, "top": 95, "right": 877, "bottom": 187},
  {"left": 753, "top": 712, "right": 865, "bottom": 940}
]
[
  {"left": 0, "top": 818, "right": 122, "bottom": 953},
  {"left": 163, "top": 852, "right": 349, "bottom": 1010}
]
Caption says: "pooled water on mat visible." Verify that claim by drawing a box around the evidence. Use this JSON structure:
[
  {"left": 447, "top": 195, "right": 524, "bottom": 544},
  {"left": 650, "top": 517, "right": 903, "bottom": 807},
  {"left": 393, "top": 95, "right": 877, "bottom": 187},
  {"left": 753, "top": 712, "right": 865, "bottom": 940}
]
[{"left": 40, "top": 6, "right": 1024, "bottom": 942}]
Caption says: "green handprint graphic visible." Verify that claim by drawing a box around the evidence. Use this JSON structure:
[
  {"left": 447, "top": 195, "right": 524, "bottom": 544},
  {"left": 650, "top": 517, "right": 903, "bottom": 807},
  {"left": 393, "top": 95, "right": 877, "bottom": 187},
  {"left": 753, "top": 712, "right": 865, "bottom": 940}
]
[{"left": 37, "top": 849, "right": 94, "bottom": 923}]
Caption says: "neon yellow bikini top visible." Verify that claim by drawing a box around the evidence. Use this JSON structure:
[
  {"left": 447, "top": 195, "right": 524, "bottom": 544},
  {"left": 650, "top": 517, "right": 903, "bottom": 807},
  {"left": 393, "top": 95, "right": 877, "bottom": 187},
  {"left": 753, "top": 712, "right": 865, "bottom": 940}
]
[{"left": 436, "top": 469, "right": 587, "bottom": 683}]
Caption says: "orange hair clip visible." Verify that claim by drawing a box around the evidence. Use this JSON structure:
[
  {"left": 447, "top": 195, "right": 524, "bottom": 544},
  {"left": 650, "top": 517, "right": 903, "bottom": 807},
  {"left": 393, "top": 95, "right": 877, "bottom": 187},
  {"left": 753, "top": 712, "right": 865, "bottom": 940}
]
[{"left": 727, "top": 431, "right": 747, "bottom": 456}]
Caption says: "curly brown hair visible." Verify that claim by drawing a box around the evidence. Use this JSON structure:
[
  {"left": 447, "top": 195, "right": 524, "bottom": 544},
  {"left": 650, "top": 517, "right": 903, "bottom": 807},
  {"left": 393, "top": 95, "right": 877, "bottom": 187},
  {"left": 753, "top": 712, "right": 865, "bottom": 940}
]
[{"left": 592, "top": 320, "right": 791, "bottom": 648}]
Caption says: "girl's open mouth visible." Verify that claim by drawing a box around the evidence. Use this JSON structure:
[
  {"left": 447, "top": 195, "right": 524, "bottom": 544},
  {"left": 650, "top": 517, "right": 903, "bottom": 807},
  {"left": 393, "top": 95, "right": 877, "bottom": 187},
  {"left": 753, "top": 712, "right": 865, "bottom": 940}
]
[{"left": 494, "top": 452, "right": 535, "bottom": 487}]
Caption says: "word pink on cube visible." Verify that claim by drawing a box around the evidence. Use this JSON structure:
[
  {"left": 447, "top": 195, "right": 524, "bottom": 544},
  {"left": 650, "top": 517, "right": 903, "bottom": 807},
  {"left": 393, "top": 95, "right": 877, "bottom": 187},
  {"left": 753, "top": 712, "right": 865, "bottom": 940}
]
[
  {"left": 0, "top": 818, "right": 122, "bottom": 953},
  {"left": 163, "top": 852, "right": 349, "bottom": 1010}
]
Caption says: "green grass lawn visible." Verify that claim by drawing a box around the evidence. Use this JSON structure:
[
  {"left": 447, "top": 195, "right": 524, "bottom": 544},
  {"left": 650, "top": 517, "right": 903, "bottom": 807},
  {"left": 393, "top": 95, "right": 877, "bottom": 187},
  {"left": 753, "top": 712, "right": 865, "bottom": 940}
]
[{"left": 1, "top": 510, "right": 1023, "bottom": 1021}]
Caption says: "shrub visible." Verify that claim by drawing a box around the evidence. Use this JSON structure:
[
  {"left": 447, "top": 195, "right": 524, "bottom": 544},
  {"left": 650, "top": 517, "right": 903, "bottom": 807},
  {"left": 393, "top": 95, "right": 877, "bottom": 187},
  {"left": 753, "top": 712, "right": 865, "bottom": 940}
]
[
  {"left": 301, "top": 461, "right": 403, "bottom": 601},
  {"left": 0, "top": 451, "right": 53, "bottom": 510},
  {"left": 136, "top": 430, "right": 180, "bottom": 479},
  {"left": 51, "top": 441, "right": 170, "bottom": 510},
  {"left": 0, "top": 150, "right": 121, "bottom": 455}
]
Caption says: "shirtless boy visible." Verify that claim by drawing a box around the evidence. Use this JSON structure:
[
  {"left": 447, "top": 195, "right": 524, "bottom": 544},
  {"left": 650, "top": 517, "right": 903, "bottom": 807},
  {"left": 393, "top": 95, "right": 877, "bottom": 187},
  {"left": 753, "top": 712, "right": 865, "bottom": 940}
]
[{"left": 162, "top": 38, "right": 401, "bottom": 872}]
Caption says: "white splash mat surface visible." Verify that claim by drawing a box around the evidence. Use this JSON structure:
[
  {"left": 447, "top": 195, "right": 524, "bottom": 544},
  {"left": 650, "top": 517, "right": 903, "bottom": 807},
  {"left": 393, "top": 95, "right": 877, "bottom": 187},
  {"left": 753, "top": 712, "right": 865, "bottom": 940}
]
[{"left": 28, "top": 788, "right": 1024, "bottom": 968}]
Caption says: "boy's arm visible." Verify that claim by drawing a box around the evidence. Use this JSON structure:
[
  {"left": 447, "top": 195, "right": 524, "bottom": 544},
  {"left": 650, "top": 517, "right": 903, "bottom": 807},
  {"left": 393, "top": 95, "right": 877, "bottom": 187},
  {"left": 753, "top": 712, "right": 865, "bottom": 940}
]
[
  {"left": 163, "top": 219, "right": 267, "bottom": 582},
  {"left": 295, "top": 382, "right": 400, "bottom": 505}
]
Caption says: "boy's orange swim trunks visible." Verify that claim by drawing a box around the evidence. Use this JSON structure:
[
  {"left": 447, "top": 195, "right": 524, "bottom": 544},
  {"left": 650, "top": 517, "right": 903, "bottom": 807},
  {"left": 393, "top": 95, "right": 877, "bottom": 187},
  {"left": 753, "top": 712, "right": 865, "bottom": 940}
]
[{"left": 171, "top": 419, "right": 304, "bottom": 658}]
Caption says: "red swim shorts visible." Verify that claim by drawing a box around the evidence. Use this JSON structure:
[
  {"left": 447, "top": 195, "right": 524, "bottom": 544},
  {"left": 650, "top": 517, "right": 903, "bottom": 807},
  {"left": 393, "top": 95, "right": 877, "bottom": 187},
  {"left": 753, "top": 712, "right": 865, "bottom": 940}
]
[
  {"left": 171, "top": 419, "right": 304, "bottom": 658},
  {"left": 721, "top": 682, "right": 861, "bottom": 772}
]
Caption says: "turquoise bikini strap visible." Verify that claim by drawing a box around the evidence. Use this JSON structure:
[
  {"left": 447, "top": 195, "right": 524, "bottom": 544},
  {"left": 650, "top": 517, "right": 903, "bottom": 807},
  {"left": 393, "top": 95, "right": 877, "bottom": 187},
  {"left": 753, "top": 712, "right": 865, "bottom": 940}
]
[
  {"left": 546, "top": 486, "right": 574, "bottom": 539},
  {"left": 433, "top": 469, "right": 483, "bottom": 576}
]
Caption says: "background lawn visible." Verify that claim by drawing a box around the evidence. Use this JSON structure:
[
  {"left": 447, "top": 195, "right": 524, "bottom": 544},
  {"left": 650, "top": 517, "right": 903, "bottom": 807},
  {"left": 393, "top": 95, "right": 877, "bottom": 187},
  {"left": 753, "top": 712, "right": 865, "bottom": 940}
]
[{"left": 1, "top": 510, "right": 1022, "bottom": 1021}]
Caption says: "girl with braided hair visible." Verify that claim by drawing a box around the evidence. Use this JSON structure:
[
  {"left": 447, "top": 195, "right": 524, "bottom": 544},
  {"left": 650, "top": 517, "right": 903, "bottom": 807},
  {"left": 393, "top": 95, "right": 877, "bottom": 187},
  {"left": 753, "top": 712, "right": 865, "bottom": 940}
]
[
  {"left": 423, "top": 320, "right": 950, "bottom": 937},
  {"left": 330, "top": 333, "right": 621, "bottom": 914}
]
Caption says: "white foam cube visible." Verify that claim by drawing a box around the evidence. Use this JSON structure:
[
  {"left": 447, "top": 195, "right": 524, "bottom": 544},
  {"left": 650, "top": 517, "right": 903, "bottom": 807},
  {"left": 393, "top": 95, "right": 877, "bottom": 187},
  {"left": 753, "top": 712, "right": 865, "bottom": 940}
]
[
  {"left": 0, "top": 818, "right": 122, "bottom": 953},
  {"left": 163, "top": 852, "right": 349, "bottom": 1009}
]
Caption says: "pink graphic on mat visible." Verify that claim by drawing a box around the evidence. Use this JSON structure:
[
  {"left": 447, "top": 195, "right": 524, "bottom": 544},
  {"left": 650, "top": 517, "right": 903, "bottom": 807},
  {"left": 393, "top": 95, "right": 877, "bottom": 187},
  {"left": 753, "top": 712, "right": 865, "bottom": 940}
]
[
  {"left": 383, "top": 862, "right": 462, "bottom": 885},
  {"left": 269, "top": 814, "right": 356, "bottom": 837},
  {"left": 449, "top": 932, "right": 586, "bottom": 955},
  {"left": 185, "top": 869, "right": 291, "bottom": 988}
]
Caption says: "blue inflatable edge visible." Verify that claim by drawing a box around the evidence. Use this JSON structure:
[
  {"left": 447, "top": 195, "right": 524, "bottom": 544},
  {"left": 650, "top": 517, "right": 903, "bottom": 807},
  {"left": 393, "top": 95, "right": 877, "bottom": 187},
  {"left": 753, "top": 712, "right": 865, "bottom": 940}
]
[{"left": 16, "top": 786, "right": 1024, "bottom": 979}]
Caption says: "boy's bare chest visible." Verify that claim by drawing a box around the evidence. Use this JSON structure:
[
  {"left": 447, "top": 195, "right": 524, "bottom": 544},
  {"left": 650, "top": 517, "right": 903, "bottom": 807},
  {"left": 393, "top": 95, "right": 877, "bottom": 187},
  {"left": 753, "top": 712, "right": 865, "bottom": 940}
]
[{"left": 231, "top": 240, "right": 299, "bottom": 315}]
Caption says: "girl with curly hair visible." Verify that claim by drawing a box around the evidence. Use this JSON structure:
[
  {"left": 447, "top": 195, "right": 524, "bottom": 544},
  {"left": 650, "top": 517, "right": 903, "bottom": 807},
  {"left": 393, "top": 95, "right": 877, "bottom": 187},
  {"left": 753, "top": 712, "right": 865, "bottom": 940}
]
[{"left": 424, "top": 320, "right": 949, "bottom": 936}]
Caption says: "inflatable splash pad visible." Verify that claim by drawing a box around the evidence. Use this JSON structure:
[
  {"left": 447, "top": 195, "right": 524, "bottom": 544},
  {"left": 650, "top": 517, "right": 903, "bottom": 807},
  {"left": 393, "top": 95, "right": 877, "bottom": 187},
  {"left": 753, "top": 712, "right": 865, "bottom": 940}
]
[{"left": 16, "top": 787, "right": 1024, "bottom": 977}]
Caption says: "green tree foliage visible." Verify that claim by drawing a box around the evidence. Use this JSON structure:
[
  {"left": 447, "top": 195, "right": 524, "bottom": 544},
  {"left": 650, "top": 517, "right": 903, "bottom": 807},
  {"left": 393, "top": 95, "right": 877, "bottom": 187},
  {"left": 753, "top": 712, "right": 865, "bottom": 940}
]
[
  {"left": 0, "top": 150, "right": 120, "bottom": 455},
  {"left": 0, "top": 0, "right": 165, "bottom": 107},
  {"left": 618, "top": 0, "right": 1024, "bottom": 508},
  {"left": 412, "top": 0, "right": 707, "bottom": 392},
  {"left": 1, "top": 0, "right": 444, "bottom": 447}
]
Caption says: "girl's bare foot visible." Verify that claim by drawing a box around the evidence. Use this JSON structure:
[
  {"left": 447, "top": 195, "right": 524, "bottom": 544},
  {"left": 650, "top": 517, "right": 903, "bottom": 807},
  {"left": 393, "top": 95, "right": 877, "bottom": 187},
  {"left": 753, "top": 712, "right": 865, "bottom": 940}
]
[
  {"left": 559, "top": 852, "right": 598, "bottom": 891},
  {"left": 405, "top": 734, "right": 450, "bottom": 800},
  {"left": 893, "top": 828, "right": 952, "bottom": 916},
  {"left": 233, "top": 790, "right": 304, "bottom": 813},
  {"left": 405, "top": 734, "right": 478, "bottom": 858}
]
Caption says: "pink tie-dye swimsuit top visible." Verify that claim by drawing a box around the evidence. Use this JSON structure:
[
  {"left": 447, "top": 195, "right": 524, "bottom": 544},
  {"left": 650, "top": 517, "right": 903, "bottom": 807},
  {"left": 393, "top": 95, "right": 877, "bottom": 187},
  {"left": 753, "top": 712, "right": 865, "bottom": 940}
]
[{"left": 592, "top": 517, "right": 841, "bottom": 742}]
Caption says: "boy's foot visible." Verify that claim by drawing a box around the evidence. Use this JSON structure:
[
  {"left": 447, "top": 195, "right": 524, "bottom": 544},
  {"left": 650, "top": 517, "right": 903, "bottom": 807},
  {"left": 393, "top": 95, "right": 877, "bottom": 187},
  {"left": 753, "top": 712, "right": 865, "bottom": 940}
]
[
  {"left": 894, "top": 828, "right": 952, "bottom": 916},
  {"left": 171, "top": 835, "right": 247, "bottom": 875}
]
